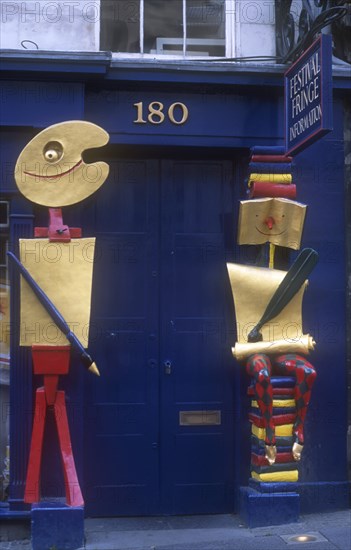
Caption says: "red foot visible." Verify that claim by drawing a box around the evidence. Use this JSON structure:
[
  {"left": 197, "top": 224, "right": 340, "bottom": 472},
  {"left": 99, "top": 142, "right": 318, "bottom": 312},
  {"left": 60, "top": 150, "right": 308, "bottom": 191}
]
[{"left": 54, "top": 391, "right": 84, "bottom": 507}]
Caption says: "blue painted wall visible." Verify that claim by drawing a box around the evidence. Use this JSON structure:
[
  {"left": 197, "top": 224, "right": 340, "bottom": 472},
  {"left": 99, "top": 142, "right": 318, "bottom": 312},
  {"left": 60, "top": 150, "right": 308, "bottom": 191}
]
[{"left": 293, "top": 108, "right": 347, "bottom": 485}]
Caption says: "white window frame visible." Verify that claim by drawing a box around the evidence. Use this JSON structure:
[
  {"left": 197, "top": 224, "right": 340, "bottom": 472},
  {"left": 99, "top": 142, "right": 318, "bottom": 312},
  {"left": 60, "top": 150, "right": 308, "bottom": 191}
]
[{"left": 101, "top": 0, "right": 236, "bottom": 60}]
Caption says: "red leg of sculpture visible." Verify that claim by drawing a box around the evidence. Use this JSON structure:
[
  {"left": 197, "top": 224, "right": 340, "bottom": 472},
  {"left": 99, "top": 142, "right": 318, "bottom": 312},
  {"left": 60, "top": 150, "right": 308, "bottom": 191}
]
[
  {"left": 54, "top": 391, "right": 84, "bottom": 507},
  {"left": 274, "top": 354, "right": 317, "bottom": 445},
  {"left": 24, "top": 389, "right": 47, "bottom": 503},
  {"left": 25, "top": 346, "right": 83, "bottom": 506},
  {"left": 246, "top": 354, "right": 275, "bottom": 445}
]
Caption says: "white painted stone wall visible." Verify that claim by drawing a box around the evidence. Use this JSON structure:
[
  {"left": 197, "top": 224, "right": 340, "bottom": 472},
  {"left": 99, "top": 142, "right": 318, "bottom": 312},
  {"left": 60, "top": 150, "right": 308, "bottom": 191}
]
[
  {"left": 232, "top": 0, "right": 276, "bottom": 59},
  {"left": 0, "top": 0, "right": 100, "bottom": 51},
  {"left": 232, "top": 0, "right": 320, "bottom": 60},
  {"left": 0, "top": 0, "right": 279, "bottom": 59}
]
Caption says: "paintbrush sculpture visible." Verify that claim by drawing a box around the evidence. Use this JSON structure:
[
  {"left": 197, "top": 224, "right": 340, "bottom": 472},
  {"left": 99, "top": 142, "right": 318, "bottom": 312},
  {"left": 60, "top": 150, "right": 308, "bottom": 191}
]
[{"left": 11, "top": 121, "right": 110, "bottom": 507}]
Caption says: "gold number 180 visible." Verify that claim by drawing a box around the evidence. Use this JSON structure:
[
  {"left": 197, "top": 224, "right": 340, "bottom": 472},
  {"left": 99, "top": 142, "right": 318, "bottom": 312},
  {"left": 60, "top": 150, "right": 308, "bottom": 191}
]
[{"left": 133, "top": 102, "right": 189, "bottom": 125}]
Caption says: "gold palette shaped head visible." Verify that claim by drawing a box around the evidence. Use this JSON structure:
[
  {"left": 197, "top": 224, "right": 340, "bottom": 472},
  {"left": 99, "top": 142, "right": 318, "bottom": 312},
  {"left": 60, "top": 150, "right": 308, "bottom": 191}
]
[
  {"left": 238, "top": 198, "right": 307, "bottom": 250},
  {"left": 14, "top": 121, "right": 110, "bottom": 207}
]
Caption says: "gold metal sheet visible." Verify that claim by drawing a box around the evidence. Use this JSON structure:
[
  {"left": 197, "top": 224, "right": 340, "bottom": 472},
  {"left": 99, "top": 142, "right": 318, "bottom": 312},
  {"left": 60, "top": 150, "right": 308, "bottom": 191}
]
[
  {"left": 226, "top": 263, "right": 316, "bottom": 360},
  {"left": 14, "top": 121, "right": 109, "bottom": 207},
  {"left": 226, "top": 263, "right": 307, "bottom": 344},
  {"left": 19, "top": 238, "right": 95, "bottom": 348},
  {"left": 237, "top": 198, "right": 306, "bottom": 250},
  {"left": 179, "top": 410, "right": 221, "bottom": 426}
]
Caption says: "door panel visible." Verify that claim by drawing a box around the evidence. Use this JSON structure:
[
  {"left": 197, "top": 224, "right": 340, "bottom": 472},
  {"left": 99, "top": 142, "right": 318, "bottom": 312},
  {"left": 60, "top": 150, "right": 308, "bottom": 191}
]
[
  {"left": 84, "top": 156, "right": 236, "bottom": 516},
  {"left": 160, "top": 160, "right": 235, "bottom": 514},
  {"left": 84, "top": 160, "right": 160, "bottom": 516}
]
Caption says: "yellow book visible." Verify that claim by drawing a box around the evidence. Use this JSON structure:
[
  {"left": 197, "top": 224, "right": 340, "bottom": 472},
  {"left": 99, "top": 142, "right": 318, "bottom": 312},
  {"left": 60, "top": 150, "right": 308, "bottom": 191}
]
[
  {"left": 252, "top": 400, "right": 296, "bottom": 409},
  {"left": 252, "top": 424, "right": 293, "bottom": 440},
  {"left": 248, "top": 173, "right": 293, "bottom": 186},
  {"left": 251, "top": 470, "right": 299, "bottom": 482}
]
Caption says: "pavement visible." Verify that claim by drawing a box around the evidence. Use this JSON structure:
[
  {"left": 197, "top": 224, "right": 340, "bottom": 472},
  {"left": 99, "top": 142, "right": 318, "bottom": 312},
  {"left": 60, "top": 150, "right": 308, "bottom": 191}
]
[{"left": 0, "top": 509, "right": 351, "bottom": 550}]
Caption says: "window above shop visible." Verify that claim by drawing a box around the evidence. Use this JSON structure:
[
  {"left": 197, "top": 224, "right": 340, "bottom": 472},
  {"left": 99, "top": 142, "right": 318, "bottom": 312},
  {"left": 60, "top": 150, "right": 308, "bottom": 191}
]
[
  {"left": 0, "top": 1, "right": 349, "bottom": 66},
  {"left": 0, "top": 0, "right": 277, "bottom": 60},
  {"left": 100, "top": 0, "right": 227, "bottom": 57}
]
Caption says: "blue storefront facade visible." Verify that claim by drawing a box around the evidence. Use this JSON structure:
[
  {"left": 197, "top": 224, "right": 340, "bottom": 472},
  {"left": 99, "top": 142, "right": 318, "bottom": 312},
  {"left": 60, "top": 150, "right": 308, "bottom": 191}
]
[{"left": 0, "top": 52, "right": 350, "bottom": 518}]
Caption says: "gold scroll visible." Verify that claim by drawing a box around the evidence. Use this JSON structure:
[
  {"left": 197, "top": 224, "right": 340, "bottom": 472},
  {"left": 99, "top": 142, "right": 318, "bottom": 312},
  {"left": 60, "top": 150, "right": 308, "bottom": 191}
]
[
  {"left": 19, "top": 238, "right": 95, "bottom": 348},
  {"left": 232, "top": 335, "right": 315, "bottom": 361},
  {"left": 226, "top": 263, "right": 316, "bottom": 361}
]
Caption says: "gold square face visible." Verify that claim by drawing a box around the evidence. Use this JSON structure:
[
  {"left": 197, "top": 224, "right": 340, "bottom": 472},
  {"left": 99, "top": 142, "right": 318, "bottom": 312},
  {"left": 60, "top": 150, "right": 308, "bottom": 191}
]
[{"left": 237, "top": 198, "right": 307, "bottom": 250}]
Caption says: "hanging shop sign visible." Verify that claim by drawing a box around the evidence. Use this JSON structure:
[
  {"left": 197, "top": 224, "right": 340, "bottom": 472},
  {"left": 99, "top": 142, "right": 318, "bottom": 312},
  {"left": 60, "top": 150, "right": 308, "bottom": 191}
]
[{"left": 285, "top": 34, "right": 333, "bottom": 156}]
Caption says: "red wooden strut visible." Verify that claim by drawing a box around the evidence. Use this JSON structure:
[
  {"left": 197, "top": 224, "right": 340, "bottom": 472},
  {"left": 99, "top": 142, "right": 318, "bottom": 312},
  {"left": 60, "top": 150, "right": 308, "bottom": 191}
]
[
  {"left": 25, "top": 210, "right": 84, "bottom": 506},
  {"left": 34, "top": 208, "right": 82, "bottom": 241},
  {"left": 24, "top": 346, "right": 84, "bottom": 507}
]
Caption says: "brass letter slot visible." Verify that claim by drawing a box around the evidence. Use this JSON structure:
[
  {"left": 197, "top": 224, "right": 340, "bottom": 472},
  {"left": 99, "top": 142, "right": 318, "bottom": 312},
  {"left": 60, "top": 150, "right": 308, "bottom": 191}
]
[{"left": 179, "top": 410, "right": 221, "bottom": 426}]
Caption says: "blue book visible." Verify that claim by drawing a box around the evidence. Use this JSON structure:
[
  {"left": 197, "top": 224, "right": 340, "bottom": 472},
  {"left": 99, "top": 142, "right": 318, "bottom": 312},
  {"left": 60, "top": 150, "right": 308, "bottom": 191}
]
[
  {"left": 251, "top": 435, "right": 293, "bottom": 448},
  {"left": 249, "top": 162, "right": 293, "bottom": 174},
  {"left": 251, "top": 145, "right": 286, "bottom": 155},
  {"left": 249, "top": 479, "right": 298, "bottom": 493},
  {"left": 251, "top": 407, "right": 296, "bottom": 416},
  {"left": 251, "top": 445, "right": 293, "bottom": 456},
  {"left": 271, "top": 377, "right": 296, "bottom": 388}
]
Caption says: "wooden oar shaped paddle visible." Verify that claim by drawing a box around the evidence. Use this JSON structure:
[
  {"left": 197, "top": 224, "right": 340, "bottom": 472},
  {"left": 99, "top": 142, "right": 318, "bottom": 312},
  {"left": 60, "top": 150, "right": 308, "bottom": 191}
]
[{"left": 248, "top": 248, "right": 319, "bottom": 343}]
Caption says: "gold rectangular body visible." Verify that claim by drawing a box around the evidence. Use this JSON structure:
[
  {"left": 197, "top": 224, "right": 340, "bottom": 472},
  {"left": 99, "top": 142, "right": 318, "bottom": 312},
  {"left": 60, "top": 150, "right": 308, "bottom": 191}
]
[{"left": 19, "top": 238, "right": 95, "bottom": 348}]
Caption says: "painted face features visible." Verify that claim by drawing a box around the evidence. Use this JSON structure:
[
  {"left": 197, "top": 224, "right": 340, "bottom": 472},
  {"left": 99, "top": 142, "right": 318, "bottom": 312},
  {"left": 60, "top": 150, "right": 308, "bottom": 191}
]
[
  {"left": 238, "top": 198, "right": 307, "bottom": 250},
  {"left": 15, "top": 121, "right": 110, "bottom": 207},
  {"left": 255, "top": 213, "right": 287, "bottom": 237}
]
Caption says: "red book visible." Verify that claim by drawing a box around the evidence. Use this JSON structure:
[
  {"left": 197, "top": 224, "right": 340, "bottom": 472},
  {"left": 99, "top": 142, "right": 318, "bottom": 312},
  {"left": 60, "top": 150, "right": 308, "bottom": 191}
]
[
  {"left": 251, "top": 155, "right": 293, "bottom": 163},
  {"left": 251, "top": 452, "right": 295, "bottom": 466},
  {"left": 273, "top": 388, "right": 295, "bottom": 396},
  {"left": 248, "top": 386, "right": 294, "bottom": 397},
  {"left": 249, "top": 413, "right": 296, "bottom": 427},
  {"left": 249, "top": 182, "right": 296, "bottom": 199}
]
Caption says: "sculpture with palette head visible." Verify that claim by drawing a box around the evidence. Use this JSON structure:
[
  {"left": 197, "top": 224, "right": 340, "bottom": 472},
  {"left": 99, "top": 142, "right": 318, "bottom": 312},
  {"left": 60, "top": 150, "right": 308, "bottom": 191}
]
[{"left": 11, "top": 121, "right": 110, "bottom": 506}]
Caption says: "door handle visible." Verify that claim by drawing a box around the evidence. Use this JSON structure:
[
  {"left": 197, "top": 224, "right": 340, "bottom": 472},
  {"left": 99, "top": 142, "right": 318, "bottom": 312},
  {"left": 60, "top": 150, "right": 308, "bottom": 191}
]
[{"left": 164, "top": 360, "right": 172, "bottom": 375}]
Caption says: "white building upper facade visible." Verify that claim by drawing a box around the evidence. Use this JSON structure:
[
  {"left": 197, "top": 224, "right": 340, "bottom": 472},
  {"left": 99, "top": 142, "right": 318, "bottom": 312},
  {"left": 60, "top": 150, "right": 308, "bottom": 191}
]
[{"left": 0, "top": 0, "right": 295, "bottom": 59}]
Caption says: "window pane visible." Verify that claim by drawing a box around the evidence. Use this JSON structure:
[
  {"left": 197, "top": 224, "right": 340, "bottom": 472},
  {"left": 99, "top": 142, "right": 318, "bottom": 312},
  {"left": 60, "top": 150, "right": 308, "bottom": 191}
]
[
  {"left": 100, "top": 0, "right": 140, "bottom": 53},
  {"left": 0, "top": 202, "right": 9, "bottom": 228},
  {"left": 100, "top": 0, "right": 226, "bottom": 56},
  {"left": 186, "top": 0, "right": 225, "bottom": 56},
  {"left": 144, "top": 0, "right": 183, "bottom": 55}
]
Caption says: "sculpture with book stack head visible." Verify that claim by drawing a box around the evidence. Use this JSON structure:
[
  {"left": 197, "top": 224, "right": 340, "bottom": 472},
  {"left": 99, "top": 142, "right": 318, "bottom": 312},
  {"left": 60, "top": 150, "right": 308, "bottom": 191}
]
[{"left": 227, "top": 197, "right": 317, "bottom": 482}]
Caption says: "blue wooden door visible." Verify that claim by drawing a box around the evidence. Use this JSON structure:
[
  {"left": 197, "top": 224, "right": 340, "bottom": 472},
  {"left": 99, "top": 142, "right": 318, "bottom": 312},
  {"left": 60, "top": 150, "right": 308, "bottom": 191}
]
[{"left": 84, "top": 156, "right": 237, "bottom": 516}]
